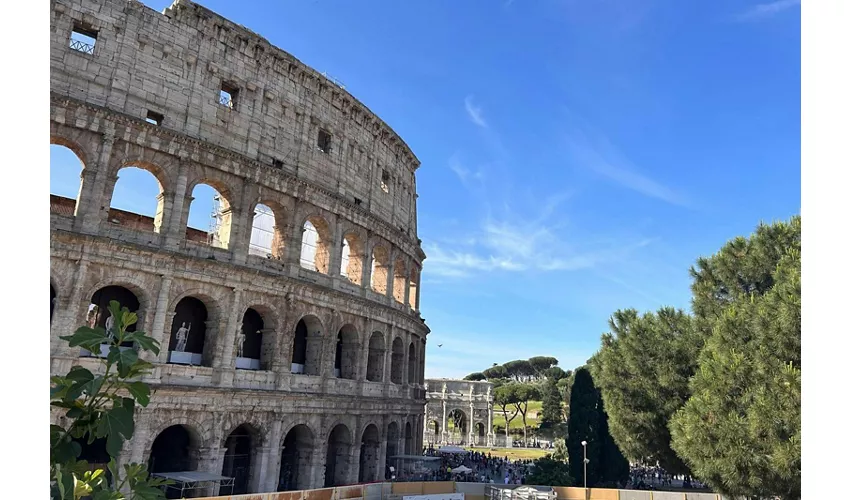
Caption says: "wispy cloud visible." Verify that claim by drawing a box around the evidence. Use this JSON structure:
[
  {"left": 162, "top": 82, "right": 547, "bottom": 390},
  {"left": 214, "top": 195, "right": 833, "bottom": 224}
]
[
  {"left": 563, "top": 113, "right": 691, "bottom": 207},
  {"left": 464, "top": 95, "right": 488, "bottom": 128},
  {"left": 448, "top": 155, "right": 485, "bottom": 186},
  {"left": 735, "top": 0, "right": 800, "bottom": 22}
]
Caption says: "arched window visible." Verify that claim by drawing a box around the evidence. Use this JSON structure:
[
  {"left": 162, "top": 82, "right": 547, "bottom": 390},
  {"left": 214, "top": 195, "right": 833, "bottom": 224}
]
[
  {"left": 371, "top": 246, "right": 389, "bottom": 294},
  {"left": 236, "top": 308, "right": 264, "bottom": 370},
  {"left": 248, "top": 203, "right": 285, "bottom": 259},
  {"left": 407, "top": 342, "right": 417, "bottom": 384},
  {"left": 391, "top": 337, "right": 404, "bottom": 384},
  {"left": 108, "top": 166, "right": 165, "bottom": 233},
  {"left": 324, "top": 424, "right": 352, "bottom": 487},
  {"left": 366, "top": 332, "right": 385, "bottom": 382},
  {"left": 186, "top": 183, "right": 232, "bottom": 249},
  {"left": 50, "top": 284, "right": 57, "bottom": 323},
  {"left": 167, "top": 297, "right": 209, "bottom": 366},
  {"left": 84, "top": 286, "right": 140, "bottom": 356},
  {"left": 340, "top": 233, "right": 364, "bottom": 285},
  {"left": 148, "top": 425, "right": 200, "bottom": 499},
  {"left": 220, "top": 425, "right": 256, "bottom": 495},
  {"left": 291, "top": 316, "right": 323, "bottom": 375},
  {"left": 300, "top": 217, "right": 331, "bottom": 274},
  {"left": 386, "top": 422, "right": 400, "bottom": 480},
  {"left": 335, "top": 325, "right": 358, "bottom": 379},
  {"left": 358, "top": 424, "right": 380, "bottom": 483},
  {"left": 279, "top": 425, "right": 314, "bottom": 491},
  {"left": 50, "top": 143, "right": 84, "bottom": 217},
  {"left": 408, "top": 267, "right": 420, "bottom": 310},
  {"left": 393, "top": 258, "right": 407, "bottom": 303}
]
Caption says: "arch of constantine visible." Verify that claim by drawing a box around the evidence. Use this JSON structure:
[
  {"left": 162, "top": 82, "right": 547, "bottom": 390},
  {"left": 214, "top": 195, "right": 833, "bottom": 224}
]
[
  {"left": 49, "top": 0, "right": 428, "bottom": 496},
  {"left": 424, "top": 380, "right": 495, "bottom": 448}
]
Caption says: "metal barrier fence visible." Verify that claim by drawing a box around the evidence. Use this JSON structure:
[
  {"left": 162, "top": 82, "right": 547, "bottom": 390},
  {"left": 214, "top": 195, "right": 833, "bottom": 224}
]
[{"left": 192, "top": 481, "right": 726, "bottom": 500}]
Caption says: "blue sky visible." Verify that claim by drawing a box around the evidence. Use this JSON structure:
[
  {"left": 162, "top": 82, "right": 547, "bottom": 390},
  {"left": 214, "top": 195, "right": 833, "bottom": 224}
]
[{"left": 50, "top": 0, "right": 800, "bottom": 379}]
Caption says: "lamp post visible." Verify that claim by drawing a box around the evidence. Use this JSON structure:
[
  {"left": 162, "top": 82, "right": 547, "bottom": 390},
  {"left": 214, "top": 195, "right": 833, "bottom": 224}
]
[{"left": 581, "top": 440, "right": 588, "bottom": 490}]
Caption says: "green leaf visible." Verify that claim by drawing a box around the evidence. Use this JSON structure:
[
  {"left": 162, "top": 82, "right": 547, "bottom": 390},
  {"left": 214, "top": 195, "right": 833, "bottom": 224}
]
[
  {"left": 66, "top": 366, "right": 95, "bottom": 383},
  {"left": 97, "top": 403, "right": 135, "bottom": 458},
  {"left": 123, "top": 331, "right": 160, "bottom": 356},
  {"left": 62, "top": 326, "right": 108, "bottom": 350},
  {"left": 127, "top": 381, "right": 151, "bottom": 407}
]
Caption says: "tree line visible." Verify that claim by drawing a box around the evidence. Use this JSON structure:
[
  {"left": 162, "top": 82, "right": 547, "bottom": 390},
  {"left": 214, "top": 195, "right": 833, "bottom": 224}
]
[{"left": 464, "top": 216, "right": 801, "bottom": 498}]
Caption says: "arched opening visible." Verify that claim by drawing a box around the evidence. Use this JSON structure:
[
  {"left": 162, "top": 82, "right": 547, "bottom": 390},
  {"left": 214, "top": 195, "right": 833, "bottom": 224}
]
[
  {"left": 148, "top": 425, "right": 200, "bottom": 499},
  {"left": 385, "top": 422, "right": 399, "bottom": 480},
  {"left": 85, "top": 286, "right": 140, "bottom": 355},
  {"left": 358, "top": 424, "right": 380, "bottom": 483},
  {"left": 324, "top": 424, "right": 352, "bottom": 487},
  {"left": 108, "top": 166, "right": 165, "bottom": 233},
  {"left": 50, "top": 143, "right": 84, "bottom": 217},
  {"left": 291, "top": 315, "right": 322, "bottom": 375},
  {"left": 236, "top": 308, "right": 263, "bottom": 370},
  {"left": 366, "top": 332, "right": 385, "bottom": 382},
  {"left": 167, "top": 297, "right": 208, "bottom": 366},
  {"left": 475, "top": 423, "right": 486, "bottom": 446},
  {"left": 51, "top": 284, "right": 57, "bottom": 323},
  {"left": 335, "top": 325, "right": 358, "bottom": 379},
  {"left": 279, "top": 425, "right": 314, "bottom": 491},
  {"left": 220, "top": 425, "right": 254, "bottom": 495},
  {"left": 74, "top": 436, "right": 110, "bottom": 477},
  {"left": 407, "top": 342, "right": 417, "bottom": 385},
  {"left": 404, "top": 422, "right": 413, "bottom": 455},
  {"left": 248, "top": 203, "right": 285, "bottom": 259},
  {"left": 300, "top": 216, "right": 331, "bottom": 274},
  {"left": 393, "top": 258, "right": 407, "bottom": 303},
  {"left": 370, "top": 246, "right": 389, "bottom": 295},
  {"left": 447, "top": 410, "right": 468, "bottom": 445},
  {"left": 186, "top": 183, "right": 232, "bottom": 249},
  {"left": 341, "top": 233, "right": 364, "bottom": 285},
  {"left": 427, "top": 420, "right": 440, "bottom": 445},
  {"left": 408, "top": 267, "right": 420, "bottom": 310},
  {"left": 420, "top": 339, "right": 427, "bottom": 385},
  {"left": 390, "top": 337, "right": 404, "bottom": 384}
]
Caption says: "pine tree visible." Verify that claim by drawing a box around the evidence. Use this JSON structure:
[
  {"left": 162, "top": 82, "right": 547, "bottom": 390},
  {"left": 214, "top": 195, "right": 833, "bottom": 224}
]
[
  {"left": 596, "top": 393, "right": 630, "bottom": 487},
  {"left": 567, "top": 368, "right": 599, "bottom": 487},
  {"left": 539, "top": 376, "right": 564, "bottom": 429}
]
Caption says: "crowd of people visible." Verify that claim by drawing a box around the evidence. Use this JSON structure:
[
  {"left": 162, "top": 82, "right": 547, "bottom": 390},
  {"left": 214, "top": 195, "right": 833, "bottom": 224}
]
[
  {"left": 406, "top": 447, "right": 532, "bottom": 484},
  {"left": 627, "top": 464, "right": 707, "bottom": 490}
]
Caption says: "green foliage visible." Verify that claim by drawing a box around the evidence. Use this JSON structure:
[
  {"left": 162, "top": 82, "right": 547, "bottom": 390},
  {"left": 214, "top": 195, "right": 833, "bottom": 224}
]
[
  {"left": 50, "top": 300, "right": 171, "bottom": 500},
  {"left": 528, "top": 356, "right": 559, "bottom": 376},
  {"left": 590, "top": 307, "right": 697, "bottom": 475},
  {"left": 503, "top": 359, "right": 536, "bottom": 382},
  {"left": 464, "top": 372, "right": 487, "bottom": 381},
  {"left": 566, "top": 367, "right": 628, "bottom": 488},
  {"left": 494, "top": 383, "right": 521, "bottom": 439},
  {"left": 483, "top": 365, "right": 508, "bottom": 380},
  {"left": 526, "top": 456, "right": 573, "bottom": 487},
  {"left": 512, "top": 382, "right": 542, "bottom": 442},
  {"left": 670, "top": 247, "right": 801, "bottom": 500},
  {"left": 539, "top": 376, "right": 564, "bottom": 434}
]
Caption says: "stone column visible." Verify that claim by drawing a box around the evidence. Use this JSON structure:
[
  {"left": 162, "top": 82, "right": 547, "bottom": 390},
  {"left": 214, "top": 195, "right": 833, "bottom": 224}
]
[
  {"left": 213, "top": 288, "right": 243, "bottom": 387},
  {"left": 386, "top": 257, "right": 395, "bottom": 301},
  {"left": 261, "top": 420, "right": 283, "bottom": 492},
  {"left": 197, "top": 446, "right": 224, "bottom": 497},
  {"left": 441, "top": 401, "right": 447, "bottom": 446},
  {"left": 229, "top": 181, "right": 255, "bottom": 266},
  {"left": 361, "top": 235, "right": 373, "bottom": 290},
  {"left": 487, "top": 407, "right": 495, "bottom": 447},
  {"left": 415, "top": 269, "right": 422, "bottom": 311},
  {"left": 328, "top": 216, "right": 344, "bottom": 278},
  {"left": 144, "top": 274, "right": 172, "bottom": 363},
  {"left": 382, "top": 326, "right": 394, "bottom": 385},
  {"left": 308, "top": 443, "right": 327, "bottom": 490},
  {"left": 76, "top": 133, "right": 115, "bottom": 235},
  {"left": 403, "top": 265, "right": 411, "bottom": 310},
  {"left": 163, "top": 159, "right": 189, "bottom": 251},
  {"left": 283, "top": 222, "right": 303, "bottom": 267},
  {"left": 127, "top": 415, "right": 151, "bottom": 465},
  {"left": 250, "top": 446, "right": 272, "bottom": 493},
  {"left": 468, "top": 403, "right": 476, "bottom": 446},
  {"left": 52, "top": 258, "right": 89, "bottom": 357}
]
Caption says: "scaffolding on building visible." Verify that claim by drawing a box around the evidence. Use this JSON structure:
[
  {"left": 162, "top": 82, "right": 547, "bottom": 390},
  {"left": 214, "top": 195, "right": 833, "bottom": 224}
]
[
  {"left": 208, "top": 194, "right": 224, "bottom": 249},
  {"left": 249, "top": 204, "right": 276, "bottom": 258}
]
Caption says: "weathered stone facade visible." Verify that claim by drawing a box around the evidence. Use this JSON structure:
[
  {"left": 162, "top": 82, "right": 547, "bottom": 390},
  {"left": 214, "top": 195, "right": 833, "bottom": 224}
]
[
  {"left": 49, "top": 0, "right": 428, "bottom": 496},
  {"left": 423, "top": 380, "right": 494, "bottom": 448}
]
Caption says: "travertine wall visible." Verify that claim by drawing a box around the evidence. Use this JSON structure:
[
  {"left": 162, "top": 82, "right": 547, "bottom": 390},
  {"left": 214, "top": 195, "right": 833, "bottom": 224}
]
[
  {"left": 49, "top": 0, "right": 428, "bottom": 495},
  {"left": 423, "top": 380, "right": 495, "bottom": 447}
]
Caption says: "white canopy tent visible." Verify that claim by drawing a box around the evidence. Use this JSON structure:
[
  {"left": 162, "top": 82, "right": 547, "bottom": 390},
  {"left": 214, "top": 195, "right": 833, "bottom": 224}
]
[
  {"left": 151, "top": 471, "right": 234, "bottom": 497},
  {"left": 438, "top": 445, "right": 468, "bottom": 454},
  {"left": 451, "top": 465, "right": 473, "bottom": 474}
]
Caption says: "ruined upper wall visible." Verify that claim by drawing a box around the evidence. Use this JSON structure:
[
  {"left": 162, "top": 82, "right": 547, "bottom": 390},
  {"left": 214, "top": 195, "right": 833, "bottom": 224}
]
[{"left": 50, "top": 0, "right": 420, "bottom": 237}]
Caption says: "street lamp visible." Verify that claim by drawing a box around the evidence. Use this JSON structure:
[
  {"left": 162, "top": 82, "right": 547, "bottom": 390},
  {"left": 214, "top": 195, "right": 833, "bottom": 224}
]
[{"left": 581, "top": 440, "right": 589, "bottom": 490}]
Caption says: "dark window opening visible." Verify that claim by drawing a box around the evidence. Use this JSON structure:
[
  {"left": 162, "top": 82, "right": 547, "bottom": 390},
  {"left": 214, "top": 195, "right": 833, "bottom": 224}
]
[
  {"left": 146, "top": 110, "right": 164, "bottom": 126},
  {"left": 317, "top": 129, "right": 332, "bottom": 153},
  {"left": 381, "top": 169, "right": 390, "bottom": 194},
  {"left": 70, "top": 24, "right": 97, "bottom": 55},
  {"left": 354, "top": 197, "right": 362, "bottom": 206},
  {"left": 272, "top": 158, "right": 283, "bottom": 169},
  {"left": 220, "top": 82, "right": 238, "bottom": 110}
]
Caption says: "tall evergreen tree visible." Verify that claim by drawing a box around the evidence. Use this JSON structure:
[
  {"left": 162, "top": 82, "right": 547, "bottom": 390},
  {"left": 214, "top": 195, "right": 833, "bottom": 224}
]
[
  {"left": 567, "top": 368, "right": 599, "bottom": 487},
  {"left": 670, "top": 245, "right": 801, "bottom": 499},
  {"left": 596, "top": 393, "right": 630, "bottom": 487},
  {"left": 540, "top": 376, "right": 564, "bottom": 429}
]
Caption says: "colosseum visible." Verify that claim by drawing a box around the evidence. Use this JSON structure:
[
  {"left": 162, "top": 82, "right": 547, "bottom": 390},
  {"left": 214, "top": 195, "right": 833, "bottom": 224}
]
[{"left": 49, "top": 0, "right": 428, "bottom": 496}]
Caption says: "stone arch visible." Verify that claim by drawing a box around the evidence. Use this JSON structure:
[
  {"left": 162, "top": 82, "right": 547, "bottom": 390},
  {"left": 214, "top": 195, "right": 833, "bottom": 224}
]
[
  {"left": 366, "top": 332, "right": 385, "bottom": 382},
  {"left": 390, "top": 336, "right": 404, "bottom": 384},
  {"left": 324, "top": 423, "right": 353, "bottom": 487},
  {"left": 50, "top": 278, "right": 59, "bottom": 324},
  {"left": 408, "top": 266, "right": 420, "bottom": 310},
  {"left": 108, "top": 162, "right": 168, "bottom": 233},
  {"left": 166, "top": 292, "right": 219, "bottom": 367},
  {"left": 50, "top": 137, "right": 87, "bottom": 217},
  {"left": 248, "top": 198, "right": 288, "bottom": 260},
  {"left": 185, "top": 176, "right": 237, "bottom": 249},
  {"left": 340, "top": 230, "right": 365, "bottom": 285},
  {"left": 386, "top": 421, "right": 401, "bottom": 480},
  {"left": 475, "top": 422, "right": 487, "bottom": 446},
  {"left": 220, "top": 423, "right": 262, "bottom": 495},
  {"left": 291, "top": 314, "right": 324, "bottom": 376},
  {"left": 404, "top": 421, "right": 414, "bottom": 455},
  {"left": 407, "top": 341, "right": 417, "bottom": 385},
  {"left": 370, "top": 245, "right": 390, "bottom": 295},
  {"left": 335, "top": 324, "right": 359, "bottom": 379},
  {"left": 240, "top": 302, "right": 280, "bottom": 370},
  {"left": 300, "top": 214, "right": 332, "bottom": 274},
  {"left": 393, "top": 257, "right": 407, "bottom": 303},
  {"left": 358, "top": 424, "right": 381, "bottom": 483},
  {"left": 146, "top": 422, "right": 204, "bottom": 481},
  {"left": 447, "top": 409, "right": 469, "bottom": 445},
  {"left": 279, "top": 423, "right": 315, "bottom": 491},
  {"left": 84, "top": 283, "right": 146, "bottom": 354},
  {"left": 50, "top": 134, "right": 90, "bottom": 169}
]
